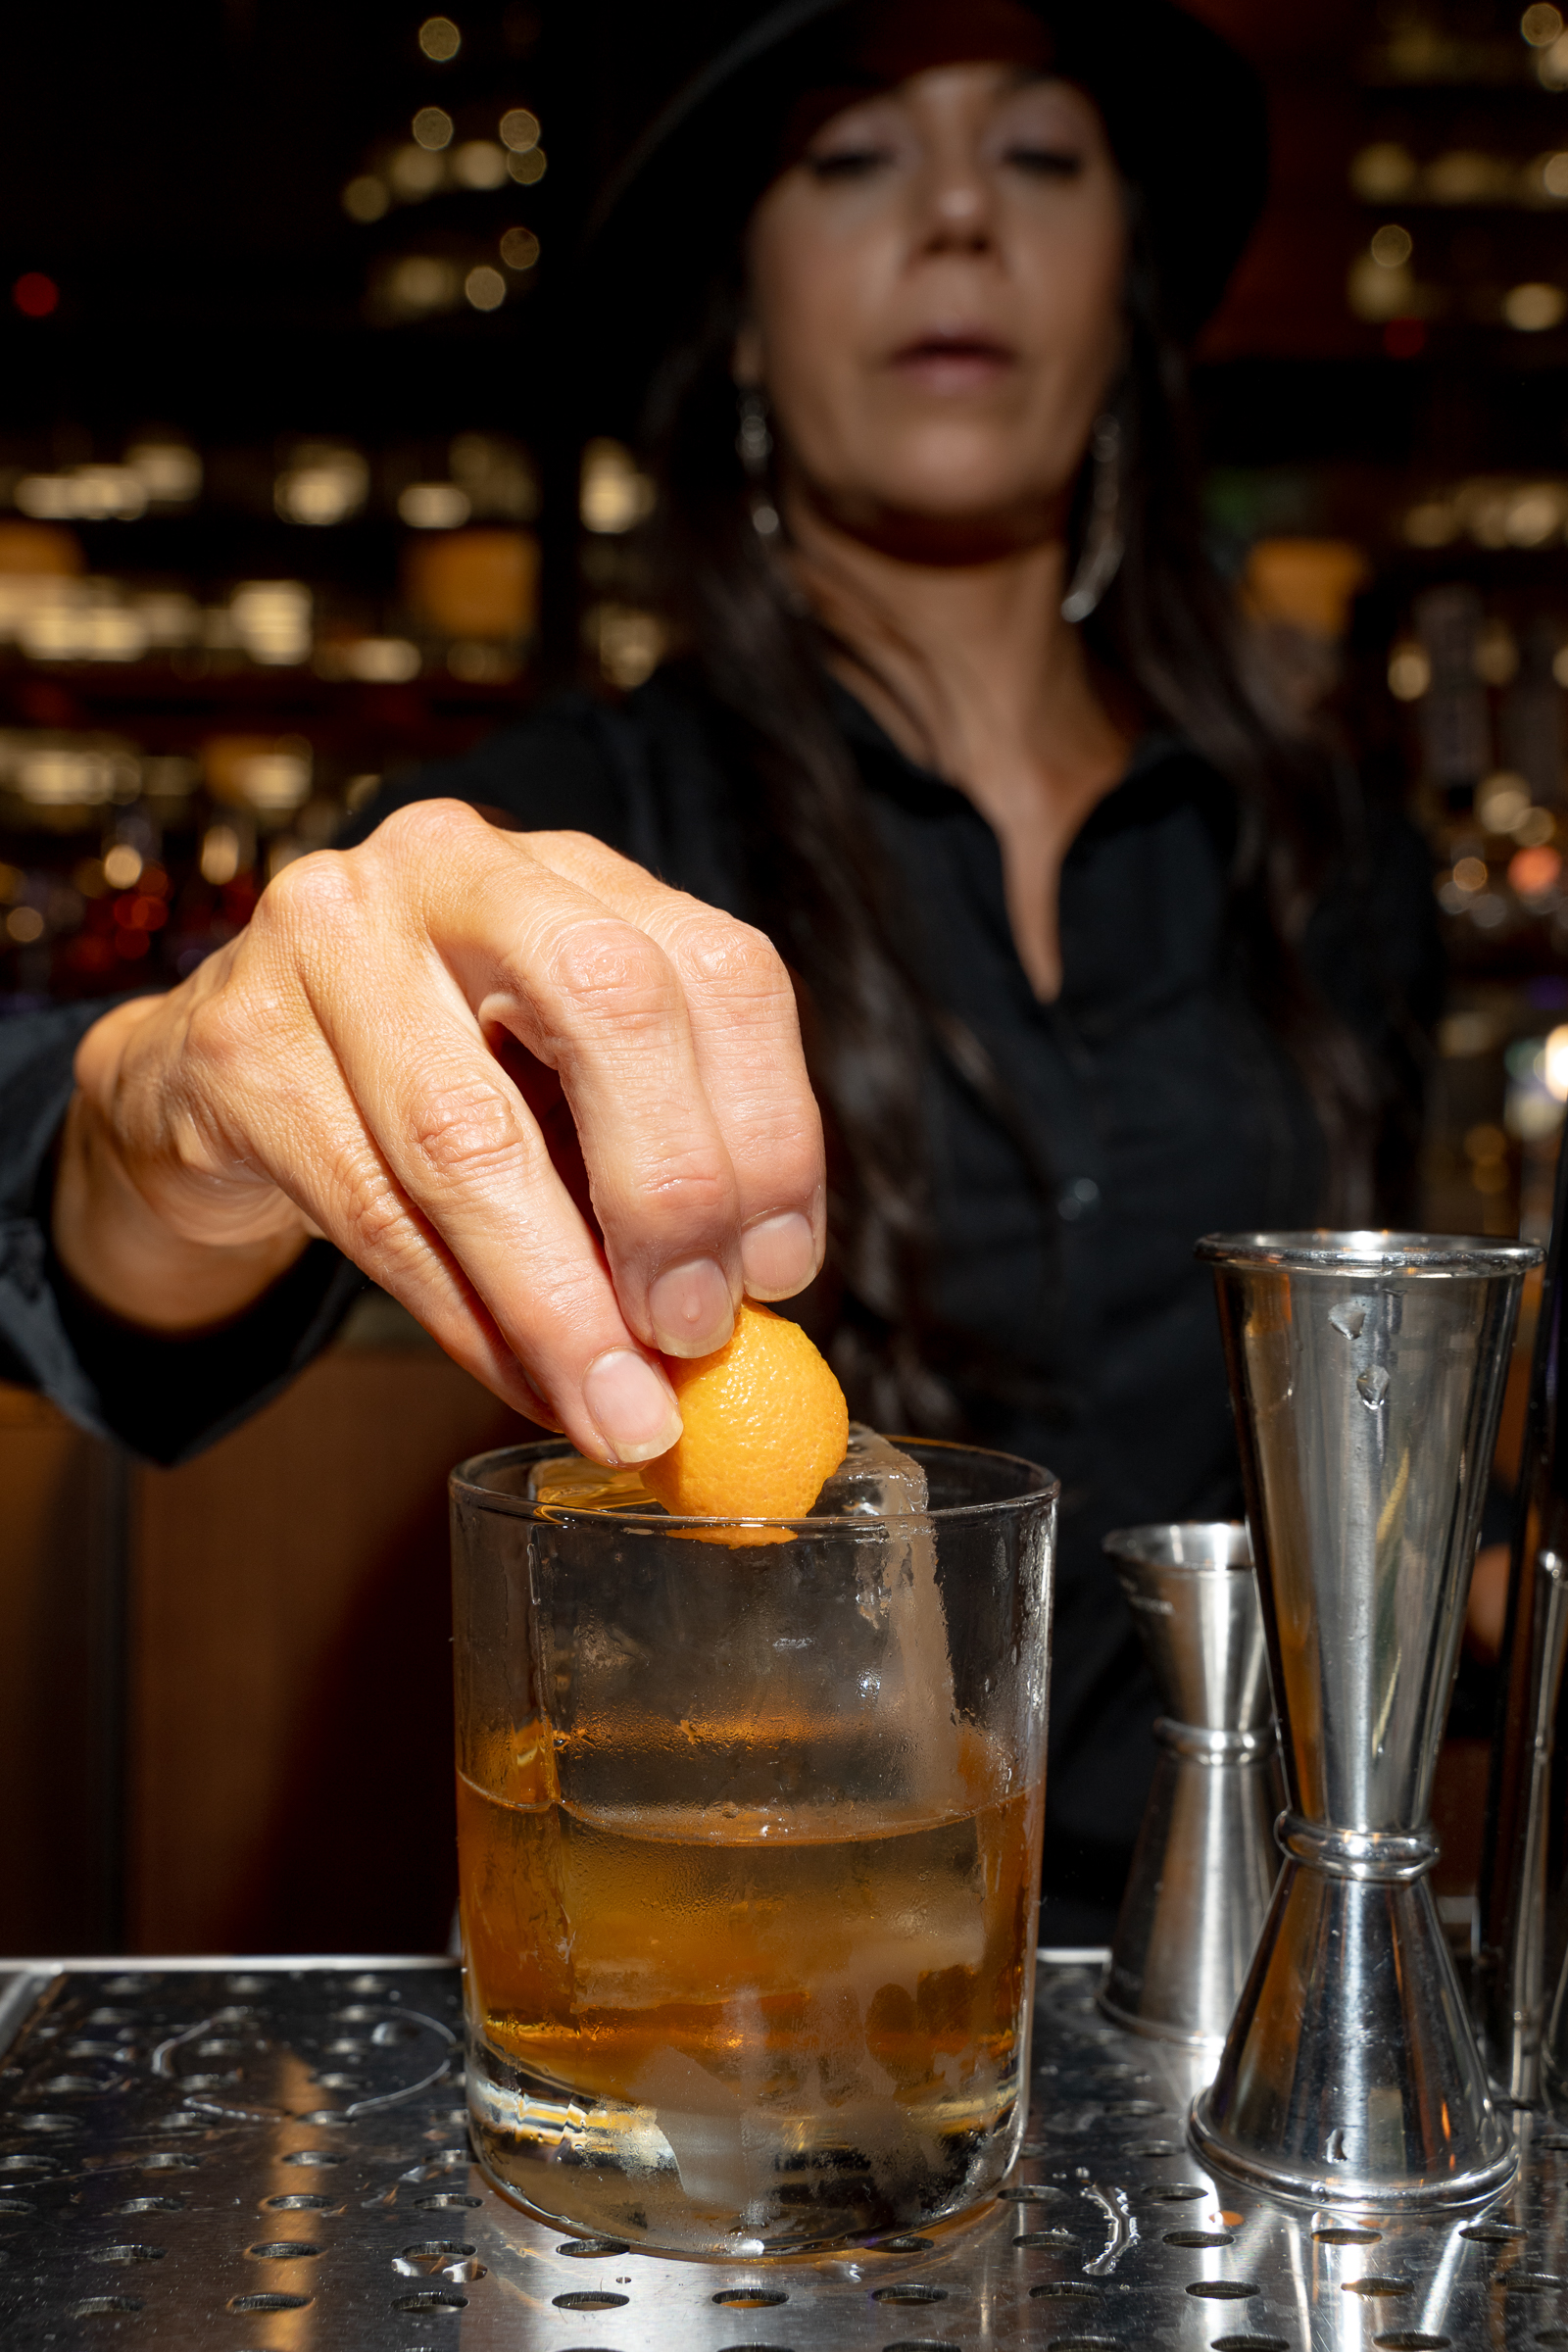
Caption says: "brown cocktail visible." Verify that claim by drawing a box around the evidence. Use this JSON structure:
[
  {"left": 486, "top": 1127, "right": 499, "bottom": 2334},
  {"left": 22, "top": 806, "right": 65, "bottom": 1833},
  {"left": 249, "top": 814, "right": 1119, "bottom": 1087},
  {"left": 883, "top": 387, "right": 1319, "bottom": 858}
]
[{"left": 451, "top": 1432, "right": 1055, "bottom": 2254}]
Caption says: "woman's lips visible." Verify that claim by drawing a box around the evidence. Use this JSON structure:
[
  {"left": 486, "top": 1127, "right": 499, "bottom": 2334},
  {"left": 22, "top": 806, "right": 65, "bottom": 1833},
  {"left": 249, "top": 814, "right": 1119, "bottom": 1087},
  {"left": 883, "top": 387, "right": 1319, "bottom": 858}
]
[{"left": 888, "top": 336, "right": 1017, "bottom": 392}]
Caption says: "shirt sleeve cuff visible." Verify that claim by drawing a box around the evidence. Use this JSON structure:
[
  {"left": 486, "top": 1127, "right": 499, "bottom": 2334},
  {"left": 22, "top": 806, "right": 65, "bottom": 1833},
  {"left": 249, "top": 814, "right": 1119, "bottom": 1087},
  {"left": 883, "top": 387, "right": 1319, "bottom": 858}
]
[{"left": 0, "top": 998, "right": 366, "bottom": 1464}]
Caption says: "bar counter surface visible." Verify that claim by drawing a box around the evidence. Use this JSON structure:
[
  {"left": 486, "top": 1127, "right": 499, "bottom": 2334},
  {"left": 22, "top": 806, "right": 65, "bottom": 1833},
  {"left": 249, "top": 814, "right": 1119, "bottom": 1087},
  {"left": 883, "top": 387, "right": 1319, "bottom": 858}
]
[{"left": 0, "top": 1951, "right": 1561, "bottom": 2348}]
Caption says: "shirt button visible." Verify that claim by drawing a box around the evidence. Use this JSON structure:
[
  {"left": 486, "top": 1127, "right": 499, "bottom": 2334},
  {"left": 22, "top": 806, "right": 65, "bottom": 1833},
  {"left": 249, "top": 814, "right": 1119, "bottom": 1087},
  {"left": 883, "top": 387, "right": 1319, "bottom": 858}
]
[{"left": 1056, "top": 1177, "right": 1101, "bottom": 1224}]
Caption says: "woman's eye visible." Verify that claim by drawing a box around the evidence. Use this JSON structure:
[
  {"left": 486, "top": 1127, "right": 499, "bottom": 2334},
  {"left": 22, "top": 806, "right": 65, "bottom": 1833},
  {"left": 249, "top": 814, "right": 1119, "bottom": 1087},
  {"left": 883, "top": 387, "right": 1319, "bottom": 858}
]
[
  {"left": 807, "top": 146, "right": 893, "bottom": 181},
  {"left": 1004, "top": 144, "right": 1084, "bottom": 179}
]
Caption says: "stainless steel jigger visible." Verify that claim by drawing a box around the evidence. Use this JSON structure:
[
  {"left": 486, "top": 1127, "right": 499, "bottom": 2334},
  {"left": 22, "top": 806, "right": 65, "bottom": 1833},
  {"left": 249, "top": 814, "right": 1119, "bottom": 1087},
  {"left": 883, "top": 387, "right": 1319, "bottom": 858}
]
[
  {"left": 1189, "top": 1230, "right": 1539, "bottom": 2210},
  {"left": 1099, "top": 1522, "right": 1279, "bottom": 2050}
]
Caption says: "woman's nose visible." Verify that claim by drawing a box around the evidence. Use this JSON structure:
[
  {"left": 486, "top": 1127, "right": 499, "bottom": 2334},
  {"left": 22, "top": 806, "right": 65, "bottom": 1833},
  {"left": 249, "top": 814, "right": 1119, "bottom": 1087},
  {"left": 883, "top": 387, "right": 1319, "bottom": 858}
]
[{"left": 921, "top": 172, "right": 995, "bottom": 253}]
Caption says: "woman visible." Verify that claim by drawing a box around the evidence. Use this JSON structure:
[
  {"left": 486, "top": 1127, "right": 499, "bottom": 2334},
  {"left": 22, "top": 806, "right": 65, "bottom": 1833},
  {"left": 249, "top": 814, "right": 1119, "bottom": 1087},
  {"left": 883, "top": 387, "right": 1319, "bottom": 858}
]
[{"left": 2, "top": 0, "right": 1439, "bottom": 1933}]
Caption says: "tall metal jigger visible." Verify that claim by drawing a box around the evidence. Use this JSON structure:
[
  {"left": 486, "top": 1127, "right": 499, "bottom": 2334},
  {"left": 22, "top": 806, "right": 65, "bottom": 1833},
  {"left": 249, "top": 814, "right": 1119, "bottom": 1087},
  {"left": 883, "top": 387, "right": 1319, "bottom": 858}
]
[
  {"left": 1190, "top": 1230, "right": 1540, "bottom": 2209},
  {"left": 1099, "top": 1522, "right": 1281, "bottom": 2050}
]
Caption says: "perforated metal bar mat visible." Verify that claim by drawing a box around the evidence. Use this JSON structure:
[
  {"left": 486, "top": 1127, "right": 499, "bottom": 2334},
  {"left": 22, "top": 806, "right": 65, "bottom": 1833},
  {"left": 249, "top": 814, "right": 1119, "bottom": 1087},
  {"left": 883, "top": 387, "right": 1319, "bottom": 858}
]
[{"left": 1, "top": 1954, "right": 1564, "bottom": 2347}]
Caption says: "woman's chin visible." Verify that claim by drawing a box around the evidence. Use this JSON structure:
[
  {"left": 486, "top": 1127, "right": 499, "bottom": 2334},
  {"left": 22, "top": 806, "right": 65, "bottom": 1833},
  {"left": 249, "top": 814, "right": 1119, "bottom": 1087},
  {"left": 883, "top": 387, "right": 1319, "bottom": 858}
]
[{"left": 809, "top": 474, "right": 1071, "bottom": 566}]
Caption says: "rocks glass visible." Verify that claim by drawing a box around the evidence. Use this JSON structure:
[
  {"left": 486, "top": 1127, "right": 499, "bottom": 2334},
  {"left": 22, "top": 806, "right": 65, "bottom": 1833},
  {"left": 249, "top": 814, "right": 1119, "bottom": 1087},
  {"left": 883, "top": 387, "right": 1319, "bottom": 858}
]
[{"left": 449, "top": 1435, "right": 1055, "bottom": 2254}]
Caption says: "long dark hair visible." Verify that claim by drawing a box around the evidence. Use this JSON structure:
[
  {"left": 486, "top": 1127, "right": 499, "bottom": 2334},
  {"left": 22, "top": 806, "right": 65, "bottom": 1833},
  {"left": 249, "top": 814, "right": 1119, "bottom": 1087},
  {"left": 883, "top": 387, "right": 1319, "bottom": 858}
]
[{"left": 639, "top": 232, "right": 1388, "bottom": 1434}]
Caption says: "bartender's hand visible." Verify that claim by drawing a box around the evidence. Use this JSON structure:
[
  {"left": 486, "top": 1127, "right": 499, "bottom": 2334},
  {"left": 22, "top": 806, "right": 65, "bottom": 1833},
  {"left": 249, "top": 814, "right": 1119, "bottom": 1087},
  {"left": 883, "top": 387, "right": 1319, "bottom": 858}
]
[{"left": 53, "top": 806, "right": 826, "bottom": 1464}]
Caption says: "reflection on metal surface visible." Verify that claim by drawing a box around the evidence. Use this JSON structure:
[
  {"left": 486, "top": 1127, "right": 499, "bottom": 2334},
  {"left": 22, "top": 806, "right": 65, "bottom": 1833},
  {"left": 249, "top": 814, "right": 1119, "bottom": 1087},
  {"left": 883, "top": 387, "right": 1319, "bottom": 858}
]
[
  {"left": 1193, "top": 1230, "right": 1536, "bottom": 2210},
  {"left": 0, "top": 1957, "right": 1565, "bottom": 2341},
  {"left": 1480, "top": 1127, "right": 1568, "bottom": 2105},
  {"left": 1100, "top": 1521, "right": 1279, "bottom": 2051}
]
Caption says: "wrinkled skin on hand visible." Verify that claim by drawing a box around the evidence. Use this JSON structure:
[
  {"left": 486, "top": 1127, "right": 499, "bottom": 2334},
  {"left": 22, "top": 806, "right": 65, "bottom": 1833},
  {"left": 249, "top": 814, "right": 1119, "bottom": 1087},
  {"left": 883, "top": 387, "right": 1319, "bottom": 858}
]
[{"left": 55, "top": 804, "right": 826, "bottom": 1467}]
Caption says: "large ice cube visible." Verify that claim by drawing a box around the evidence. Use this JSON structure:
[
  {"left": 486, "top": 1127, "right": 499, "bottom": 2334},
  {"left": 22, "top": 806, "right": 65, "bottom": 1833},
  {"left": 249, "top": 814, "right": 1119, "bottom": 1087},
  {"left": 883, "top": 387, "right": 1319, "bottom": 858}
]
[
  {"left": 824, "top": 1428, "right": 963, "bottom": 1810},
  {"left": 815, "top": 1424, "right": 930, "bottom": 1518}
]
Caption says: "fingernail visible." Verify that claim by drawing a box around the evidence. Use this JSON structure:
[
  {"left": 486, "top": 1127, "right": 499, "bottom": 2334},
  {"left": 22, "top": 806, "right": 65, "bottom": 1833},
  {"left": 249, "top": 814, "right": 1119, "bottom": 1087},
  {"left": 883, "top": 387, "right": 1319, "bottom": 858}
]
[
  {"left": 740, "top": 1209, "right": 817, "bottom": 1299},
  {"left": 583, "top": 1349, "right": 683, "bottom": 1462},
  {"left": 648, "top": 1256, "right": 735, "bottom": 1357}
]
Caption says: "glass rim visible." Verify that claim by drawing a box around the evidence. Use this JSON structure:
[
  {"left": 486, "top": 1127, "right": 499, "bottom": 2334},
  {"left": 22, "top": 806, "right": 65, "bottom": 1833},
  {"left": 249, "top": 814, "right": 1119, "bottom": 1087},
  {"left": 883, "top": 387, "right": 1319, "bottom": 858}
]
[
  {"left": 450, "top": 1433, "right": 1060, "bottom": 1533},
  {"left": 1103, "top": 1520, "right": 1252, "bottom": 1573},
  {"left": 1196, "top": 1228, "right": 1544, "bottom": 1277}
]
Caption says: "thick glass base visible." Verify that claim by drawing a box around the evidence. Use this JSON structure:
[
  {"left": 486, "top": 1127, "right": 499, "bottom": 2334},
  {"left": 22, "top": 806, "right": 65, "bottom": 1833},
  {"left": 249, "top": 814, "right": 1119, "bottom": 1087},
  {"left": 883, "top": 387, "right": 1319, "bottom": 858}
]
[{"left": 466, "top": 2034, "right": 1021, "bottom": 2256}]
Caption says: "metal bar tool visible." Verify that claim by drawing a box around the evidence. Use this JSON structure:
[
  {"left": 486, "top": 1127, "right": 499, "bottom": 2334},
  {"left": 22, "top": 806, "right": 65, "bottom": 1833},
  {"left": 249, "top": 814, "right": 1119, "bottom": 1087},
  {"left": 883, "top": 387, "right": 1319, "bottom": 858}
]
[
  {"left": 1477, "top": 1130, "right": 1568, "bottom": 2105},
  {"left": 1099, "top": 1521, "right": 1279, "bottom": 2049},
  {"left": 1190, "top": 1229, "right": 1537, "bottom": 2208}
]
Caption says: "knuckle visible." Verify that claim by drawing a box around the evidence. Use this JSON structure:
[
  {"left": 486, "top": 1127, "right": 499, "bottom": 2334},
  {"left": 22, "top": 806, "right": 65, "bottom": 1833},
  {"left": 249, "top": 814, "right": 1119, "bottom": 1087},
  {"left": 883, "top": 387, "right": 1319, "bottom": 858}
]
[
  {"left": 727, "top": 1111, "right": 822, "bottom": 1195},
  {"left": 338, "top": 1167, "right": 416, "bottom": 1264},
  {"left": 528, "top": 827, "right": 601, "bottom": 863},
  {"left": 374, "top": 795, "right": 482, "bottom": 862},
  {"left": 179, "top": 977, "right": 253, "bottom": 1083},
  {"left": 408, "top": 1075, "right": 537, "bottom": 1187},
  {"left": 254, "top": 848, "right": 355, "bottom": 939},
  {"left": 642, "top": 1153, "right": 734, "bottom": 1221},
  {"left": 673, "top": 913, "right": 788, "bottom": 1003},
  {"left": 546, "top": 918, "right": 677, "bottom": 1029}
]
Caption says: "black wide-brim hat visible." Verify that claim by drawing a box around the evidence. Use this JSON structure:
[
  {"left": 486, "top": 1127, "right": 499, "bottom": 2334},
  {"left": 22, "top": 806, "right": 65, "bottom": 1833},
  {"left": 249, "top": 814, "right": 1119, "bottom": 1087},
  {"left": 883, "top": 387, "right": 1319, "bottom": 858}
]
[{"left": 581, "top": 0, "right": 1267, "bottom": 410}]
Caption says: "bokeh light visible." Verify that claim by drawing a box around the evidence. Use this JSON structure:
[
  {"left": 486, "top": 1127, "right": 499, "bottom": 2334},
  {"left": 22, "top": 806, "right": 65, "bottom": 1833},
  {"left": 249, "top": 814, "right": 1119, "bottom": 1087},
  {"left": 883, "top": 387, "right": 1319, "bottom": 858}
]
[
  {"left": 1511, "top": 845, "right": 1562, "bottom": 897},
  {"left": 389, "top": 144, "right": 445, "bottom": 199},
  {"left": 580, "top": 439, "right": 655, "bottom": 534},
  {"left": 126, "top": 441, "right": 201, "bottom": 503},
  {"left": 1370, "top": 223, "right": 1413, "bottom": 269},
  {"left": 1387, "top": 641, "right": 1432, "bottom": 700},
  {"left": 508, "top": 146, "right": 546, "bottom": 184},
  {"left": 500, "top": 225, "right": 539, "bottom": 271},
  {"left": 1348, "top": 249, "right": 1414, "bottom": 322},
  {"left": 465, "top": 265, "right": 506, "bottom": 312},
  {"left": 273, "top": 445, "right": 368, "bottom": 527},
  {"left": 413, "top": 106, "right": 454, "bottom": 152},
  {"left": 398, "top": 483, "right": 471, "bottom": 529},
  {"left": 341, "top": 637, "right": 420, "bottom": 683},
  {"left": 200, "top": 825, "right": 242, "bottom": 887},
  {"left": 382, "top": 254, "right": 461, "bottom": 315},
  {"left": 1477, "top": 772, "right": 1531, "bottom": 833},
  {"left": 418, "top": 15, "right": 461, "bottom": 59},
  {"left": 343, "top": 174, "right": 389, "bottom": 222},
  {"left": 590, "top": 603, "right": 663, "bottom": 690},
  {"left": 1403, "top": 500, "right": 1455, "bottom": 548},
  {"left": 13, "top": 272, "right": 58, "bottom": 318},
  {"left": 229, "top": 582, "right": 313, "bottom": 666},
  {"left": 1503, "top": 281, "right": 1566, "bottom": 330},
  {"left": 15, "top": 466, "right": 147, "bottom": 521},
  {"left": 1426, "top": 150, "right": 1502, "bottom": 204},
  {"left": 499, "top": 108, "right": 539, "bottom": 152},
  {"left": 1475, "top": 615, "right": 1519, "bottom": 684},
  {"left": 453, "top": 140, "right": 507, "bottom": 189},
  {"left": 1502, "top": 483, "right": 1563, "bottom": 544},
  {"left": 1349, "top": 143, "right": 1416, "bottom": 201}
]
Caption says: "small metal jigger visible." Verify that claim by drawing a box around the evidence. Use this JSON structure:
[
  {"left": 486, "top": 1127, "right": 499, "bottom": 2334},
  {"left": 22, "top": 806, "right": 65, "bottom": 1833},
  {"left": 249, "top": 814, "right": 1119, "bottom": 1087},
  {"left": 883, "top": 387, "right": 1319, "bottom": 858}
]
[
  {"left": 1190, "top": 1230, "right": 1539, "bottom": 2210},
  {"left": 1099, "top": 1522, "right": 1279, "bottom": 2050}
]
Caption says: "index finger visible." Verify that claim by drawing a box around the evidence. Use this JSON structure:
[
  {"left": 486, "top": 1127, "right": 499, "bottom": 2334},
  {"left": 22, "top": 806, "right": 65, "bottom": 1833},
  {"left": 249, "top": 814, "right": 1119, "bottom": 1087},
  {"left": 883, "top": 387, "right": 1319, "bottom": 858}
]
[{"left": 516, "top": 830, "right": 827, "bottom": 1307}]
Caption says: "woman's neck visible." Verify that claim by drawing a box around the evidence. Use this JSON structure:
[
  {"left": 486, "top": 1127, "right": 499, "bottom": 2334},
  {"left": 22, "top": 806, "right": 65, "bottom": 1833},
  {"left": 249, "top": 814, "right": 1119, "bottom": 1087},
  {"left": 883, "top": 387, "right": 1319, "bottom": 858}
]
[{"left": 783, "top": 489, "right": 1134, "bottom": 1000}]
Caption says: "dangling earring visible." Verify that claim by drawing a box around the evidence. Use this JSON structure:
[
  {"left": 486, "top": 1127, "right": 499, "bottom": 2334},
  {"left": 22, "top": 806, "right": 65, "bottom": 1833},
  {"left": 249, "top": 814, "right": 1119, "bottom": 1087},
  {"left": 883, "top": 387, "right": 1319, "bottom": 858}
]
[
  {"left": 1060, "top": 414, "right": 1124, "bottom": 624},
  {"left": 735, "top": 387, "right": 780, "bottom": 540}
]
